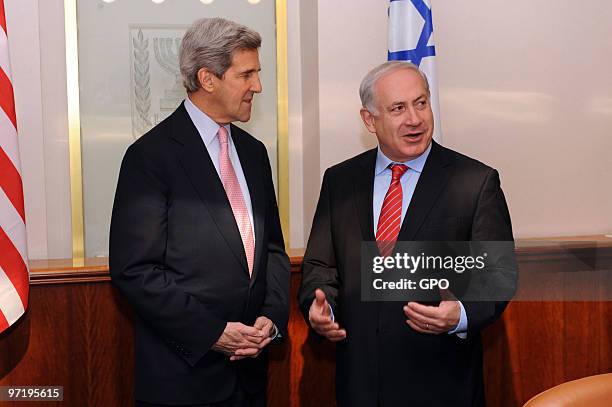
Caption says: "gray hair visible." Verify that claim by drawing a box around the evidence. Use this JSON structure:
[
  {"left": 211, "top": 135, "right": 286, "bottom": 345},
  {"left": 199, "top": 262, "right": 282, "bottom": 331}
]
[
  {"left": 359, "top": 61, "right": 430, "bottom": 114},
  {"left": 179, "top": 18, "right": 261, "bottom": 92}
]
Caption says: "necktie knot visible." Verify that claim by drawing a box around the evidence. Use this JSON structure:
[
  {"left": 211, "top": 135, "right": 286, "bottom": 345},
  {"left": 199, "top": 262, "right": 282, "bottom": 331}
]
[
  {"left": 217, "top": 126, "right": 229, "bottom": 145},
  {"left": 390, "top": 164, "right": 408, "bottom": 180}
]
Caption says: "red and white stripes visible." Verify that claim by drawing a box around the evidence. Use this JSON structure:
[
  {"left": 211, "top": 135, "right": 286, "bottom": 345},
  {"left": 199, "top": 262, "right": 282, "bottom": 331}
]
[
  {"left": 0, "top": 0, "right": 29, "bottom": 333},
  {"left": 376, "top": 164, "right": 408, "bottom": 257}
]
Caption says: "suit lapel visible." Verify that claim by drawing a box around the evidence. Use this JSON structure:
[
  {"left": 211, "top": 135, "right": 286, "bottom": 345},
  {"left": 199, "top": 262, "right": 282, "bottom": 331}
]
[
  {"left": 397, "top": 141, "right": 452, "bottom": 241},
  {"left": 353, "top": 150, "right": 381, "bottom": 325},
  {"left": 231, "top": 124, "right": 265, "bottom": 283},
  {"left": 171, "top": 104, "right": 249, "bottom": 274},
  {"left": 353, "top": 149, "right": 377, "bottom": 243}
]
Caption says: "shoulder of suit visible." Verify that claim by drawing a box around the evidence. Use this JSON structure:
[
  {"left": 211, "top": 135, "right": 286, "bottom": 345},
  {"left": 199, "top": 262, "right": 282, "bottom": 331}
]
[
  {"left": 323, "top": 148, "right": 377, "bottom": 178},
  {"left": 229, "top": 123, "right": 266, "bottom": 151},
  {"left": 120, "top": 107, "right": 190, "bottom": 174},
  {"left": 321, "top": 144, "right": 501, "bottom": 180},
  {"left": 129, "top": 111, "right": 175, "bottom": 153},
  {"left": 435, "top": 143, "right": 498, "bottom": 177}
]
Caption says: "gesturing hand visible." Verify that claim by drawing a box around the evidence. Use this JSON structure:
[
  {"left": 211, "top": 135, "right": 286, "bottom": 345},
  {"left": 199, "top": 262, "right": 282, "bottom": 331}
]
[
  {"left": 212, "top": 322, "right": 271, "bottom": 360},
  {"left": 308, "top": 288, "right": 347, "bottom": 342}
]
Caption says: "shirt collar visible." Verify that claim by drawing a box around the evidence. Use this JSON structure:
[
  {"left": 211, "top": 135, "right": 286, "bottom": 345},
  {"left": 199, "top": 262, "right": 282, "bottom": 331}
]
[
  {"left": 184, "top": 96, "right": 231, "bottom": 148},
  {"left": 375, "top": 142, "right": 432, "bottom": 176}
]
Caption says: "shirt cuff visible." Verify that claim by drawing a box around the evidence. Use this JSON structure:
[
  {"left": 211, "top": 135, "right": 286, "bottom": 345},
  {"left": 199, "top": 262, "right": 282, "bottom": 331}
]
[
  {"left": 270, "top": 324, "right": 281, "bottom": 340},
  {"left": 328, "top": 304, "right": 335, "bottom": 322},
  {"left": 447, "top": 301, "right": 468, "bottom": 339}
]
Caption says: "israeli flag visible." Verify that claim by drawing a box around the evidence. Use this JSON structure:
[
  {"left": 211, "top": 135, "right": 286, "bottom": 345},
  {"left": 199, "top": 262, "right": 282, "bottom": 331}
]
[{"left": 388, "top": 0, "right": 442, "bottom": 142}]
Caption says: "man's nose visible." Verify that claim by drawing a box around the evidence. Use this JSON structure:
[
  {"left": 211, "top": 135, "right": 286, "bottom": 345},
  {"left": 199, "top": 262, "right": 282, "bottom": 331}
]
[
  {"left": 251, "top": 73, "right": 262, "bottom": 93},
  {"left": 403, "top": 107, "right": 422, "bottom": 126}
]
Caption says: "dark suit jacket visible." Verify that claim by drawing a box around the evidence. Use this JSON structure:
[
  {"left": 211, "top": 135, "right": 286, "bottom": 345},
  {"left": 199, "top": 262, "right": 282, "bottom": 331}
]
[
  {"left": 109, "top": 103, "right": 290, "bottom": 405},
  {"left": 298, "top": 141, "right": 515, "bottom": 407}
]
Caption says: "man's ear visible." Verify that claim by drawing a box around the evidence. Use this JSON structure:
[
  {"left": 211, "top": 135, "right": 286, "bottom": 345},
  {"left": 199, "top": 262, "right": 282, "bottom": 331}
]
[
  {"left": 197, "top": 68, "right": 216, "bottom": 93},
  {"left": 360, "top": 108, "right": 377, "bottom": 134}
]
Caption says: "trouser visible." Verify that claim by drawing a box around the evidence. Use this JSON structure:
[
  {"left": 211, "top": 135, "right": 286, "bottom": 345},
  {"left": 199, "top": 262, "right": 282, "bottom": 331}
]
[{"left": 135, "top": 386, "right": 266, "bottom": 407}]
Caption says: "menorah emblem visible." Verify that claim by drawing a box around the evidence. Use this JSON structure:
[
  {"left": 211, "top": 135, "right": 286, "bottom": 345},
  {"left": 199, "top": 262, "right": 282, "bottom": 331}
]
[{"left": 153, "top": 37, "right": 186, "bottom": 118}]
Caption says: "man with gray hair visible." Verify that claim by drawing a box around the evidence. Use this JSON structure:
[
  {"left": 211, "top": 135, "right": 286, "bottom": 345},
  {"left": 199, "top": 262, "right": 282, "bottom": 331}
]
[
  {"left": 110, "top": 17, "right": 289, "bottom": 406},
  {"left": 299, "top": 61, "right": 514, "bottom": 406}
]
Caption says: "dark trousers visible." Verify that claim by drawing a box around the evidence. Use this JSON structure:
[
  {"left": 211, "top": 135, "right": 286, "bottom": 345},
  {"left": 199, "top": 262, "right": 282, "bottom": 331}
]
[{"left": 135, "top": 387, "right": 266, "bottom": 407}]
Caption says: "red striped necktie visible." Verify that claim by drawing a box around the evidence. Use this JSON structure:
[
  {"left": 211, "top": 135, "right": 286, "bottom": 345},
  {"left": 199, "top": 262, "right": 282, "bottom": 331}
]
[{"left": 376, "top": 164, "right": 408, "bottom": 257}]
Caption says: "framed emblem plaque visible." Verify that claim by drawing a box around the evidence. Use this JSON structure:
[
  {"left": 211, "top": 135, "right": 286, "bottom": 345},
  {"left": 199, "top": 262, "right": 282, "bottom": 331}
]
[{"left": 65, "top": 0, "right": 287, "bottom": 258}]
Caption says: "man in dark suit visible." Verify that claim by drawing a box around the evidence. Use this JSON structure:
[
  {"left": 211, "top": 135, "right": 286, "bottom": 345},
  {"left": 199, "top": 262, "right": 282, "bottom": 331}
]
[
  {"left": 298, "top": 61, "right": 515, "bottom": 406},
  {"left": 110, "top": 18, "right": 289, "bottom": 407}
]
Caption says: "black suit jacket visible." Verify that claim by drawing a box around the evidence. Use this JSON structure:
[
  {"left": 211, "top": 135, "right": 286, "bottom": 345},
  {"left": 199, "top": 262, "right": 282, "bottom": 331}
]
[
  {"left": 298, "top": 141, "right": 515, "bottom": 407},
  {"left": 109, "top": 103, "right": 290, "bottom": 405}
]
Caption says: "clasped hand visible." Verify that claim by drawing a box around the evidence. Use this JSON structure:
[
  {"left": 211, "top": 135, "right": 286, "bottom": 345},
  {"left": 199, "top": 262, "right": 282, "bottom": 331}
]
[{"left": 212, "top": 316, "right": 274, "bottom": 361}]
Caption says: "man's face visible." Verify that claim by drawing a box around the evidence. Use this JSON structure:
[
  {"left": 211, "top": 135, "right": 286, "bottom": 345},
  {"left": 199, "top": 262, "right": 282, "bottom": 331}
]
[
  {"left": 361, "top": 68, "right": 434, "bottom": 162},
  {"left": 213, "top": 48, "right": 262, "bottom": 123}
]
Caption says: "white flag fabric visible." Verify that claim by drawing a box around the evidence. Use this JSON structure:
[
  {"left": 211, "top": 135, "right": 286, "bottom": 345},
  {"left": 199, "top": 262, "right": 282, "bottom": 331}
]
[
  {"left": 0, "top": 0, "right": 29, "bottom": 333},
  {"left": 388, "top": 0, "right": 443, "bottom": 142}
]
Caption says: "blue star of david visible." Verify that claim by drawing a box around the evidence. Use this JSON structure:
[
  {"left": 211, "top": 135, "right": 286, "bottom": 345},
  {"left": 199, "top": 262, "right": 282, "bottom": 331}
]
[{"left": 388, "top": 0, "right": 436, "bottom": 66}]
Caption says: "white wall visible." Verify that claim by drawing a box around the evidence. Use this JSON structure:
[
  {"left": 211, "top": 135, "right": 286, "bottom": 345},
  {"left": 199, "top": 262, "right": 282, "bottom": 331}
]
[
  {"left": 38, "top": 0, "right": 73, "bottom": 258},
  {"left": 317, "top": 0, "right": 387, "bottom": 173},
  {"left": 287, "top": 0, "right": 304, "bottom": 248},
  {"left": 6, "top": 0, "right": 73, "bottom": 259},
  {"left": 435, "top": 0, "right": 612, "bottom": 237},
  {"left": 309, "top": 0, "right": 612, "bottom": 239},
  {"left": 298, "top": 0, "right": 321, "bottom": 247},
  {"left": 5, "top": 0, "right": 47, "bottom": 259},
  {"left": 6, "top": 0, "right": 612, "bottom": 259}
]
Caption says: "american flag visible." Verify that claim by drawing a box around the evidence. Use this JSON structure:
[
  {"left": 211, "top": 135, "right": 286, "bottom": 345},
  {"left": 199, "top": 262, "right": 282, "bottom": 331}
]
[{"left": 0, "top": 0, "right": 29, "bottom": 333}]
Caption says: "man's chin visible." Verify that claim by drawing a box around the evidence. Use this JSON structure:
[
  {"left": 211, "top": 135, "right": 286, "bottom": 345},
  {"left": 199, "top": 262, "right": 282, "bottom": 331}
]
[
  {"left": 399, "top": 143, "right": 430, "bottom": 160},
  {"left": 236, "top": 111, "right": 252, "bottom": 123}
]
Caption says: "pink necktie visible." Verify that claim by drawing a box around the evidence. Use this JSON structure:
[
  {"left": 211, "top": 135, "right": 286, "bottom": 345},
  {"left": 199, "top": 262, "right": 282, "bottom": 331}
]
[
  {"left": 376, "top": 164, "right": 408, "bottom": 257},
  {"left": 218, "top": 126, "right": 255, "bottom": 275}
]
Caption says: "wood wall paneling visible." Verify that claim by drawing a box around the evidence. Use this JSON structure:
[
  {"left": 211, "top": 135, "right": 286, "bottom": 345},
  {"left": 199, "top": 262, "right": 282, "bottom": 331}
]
[{"left": 1, "top": 240, "right": 611, "bottom": 406}]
